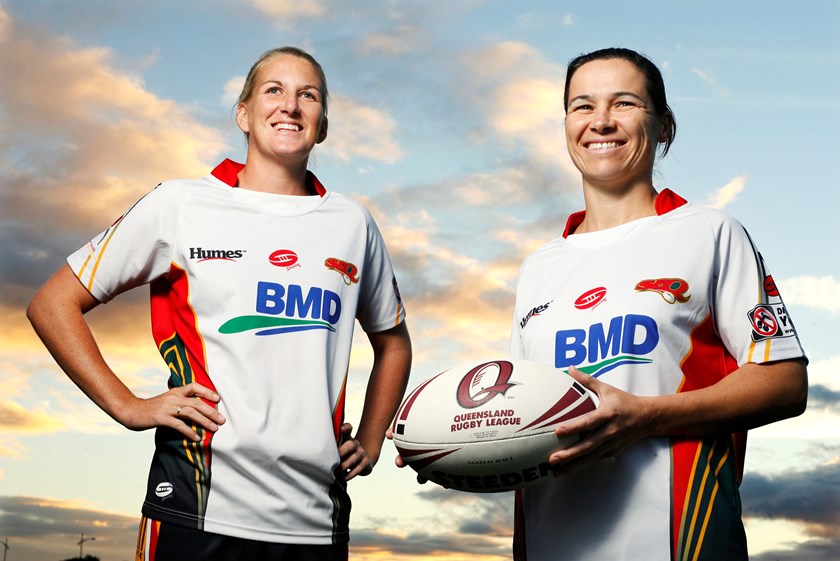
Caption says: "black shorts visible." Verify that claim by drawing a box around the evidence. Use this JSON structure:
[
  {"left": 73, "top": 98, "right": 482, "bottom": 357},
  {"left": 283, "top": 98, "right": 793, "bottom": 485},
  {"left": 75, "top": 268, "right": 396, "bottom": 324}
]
[{"left": 136, "top": 516, "right": 349, "bottom": 561}]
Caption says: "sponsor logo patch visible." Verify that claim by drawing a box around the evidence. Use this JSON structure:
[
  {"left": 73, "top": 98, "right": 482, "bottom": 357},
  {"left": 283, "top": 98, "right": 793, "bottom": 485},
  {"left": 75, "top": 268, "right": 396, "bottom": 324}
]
[
  {"left": 575, "top": 287, "right": 607, "bottom": 310},
  {"left": 635, "top": 278, "right": 690, "bottom": 304},
  {"left": 763, "top": 275, "right": 779, "bottom": 297},
  {"left": 218, "top": 282, "right": 341, "bottom": 336},
  {"left": 748, "top": 304, "right": 795, "bottom": 341},
  {"left": 155, "top": 482, "right": 173, "bottom": 499},
  {"left": 269, "top": 249, "right": 300, "bottom": 270},
  {"left": 555, "top": 314, "right": 657, "bottom": 376},
  {"left": 521, "top": 301, "right": 552, "bottom": 328},
  {"left": 189, "top": 247, "right": 245, "bottom": 262},
  {"left": 325, "top": 257, "right": 359, "bottom": 285}
]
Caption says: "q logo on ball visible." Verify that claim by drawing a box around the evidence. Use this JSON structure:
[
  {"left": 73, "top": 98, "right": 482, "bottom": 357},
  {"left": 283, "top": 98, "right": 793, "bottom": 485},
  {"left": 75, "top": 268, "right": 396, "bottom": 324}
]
[{"left": 456, "top": 360, "right": 516, "bottom": 408}]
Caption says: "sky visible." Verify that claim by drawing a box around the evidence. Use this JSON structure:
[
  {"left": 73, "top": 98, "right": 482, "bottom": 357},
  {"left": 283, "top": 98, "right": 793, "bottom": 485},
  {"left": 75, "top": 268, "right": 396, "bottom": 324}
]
[{"left": 1, "top": 0, "right": 839, "bottom": 559}]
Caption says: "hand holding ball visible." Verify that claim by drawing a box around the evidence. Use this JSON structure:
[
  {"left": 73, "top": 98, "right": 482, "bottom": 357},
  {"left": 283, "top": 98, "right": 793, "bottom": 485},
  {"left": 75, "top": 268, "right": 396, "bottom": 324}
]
[{"left": 392, "top": 359, "right": 597, "bottom": 493}]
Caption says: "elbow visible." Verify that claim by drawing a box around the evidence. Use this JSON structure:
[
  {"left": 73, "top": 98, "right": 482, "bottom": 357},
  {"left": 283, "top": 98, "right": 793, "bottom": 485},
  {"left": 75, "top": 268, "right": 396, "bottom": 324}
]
[
  {"left": 26, "top": 291, "right": 46, "bottom": 331},
  {"left": 783, "top": 358, "right": 809, "bottom": 420},
  {"left": 791, "top": 377, "right": 809, "bottom": 419}
]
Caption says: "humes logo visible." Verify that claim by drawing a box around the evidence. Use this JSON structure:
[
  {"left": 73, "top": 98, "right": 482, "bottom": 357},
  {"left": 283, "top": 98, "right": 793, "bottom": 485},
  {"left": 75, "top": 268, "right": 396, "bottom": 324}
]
[
  {"left": 189, "top": 247, "right": 245, "bottom": 261},
  {"left": 520, "top": 301, "right": 552, "bottom": 329}
]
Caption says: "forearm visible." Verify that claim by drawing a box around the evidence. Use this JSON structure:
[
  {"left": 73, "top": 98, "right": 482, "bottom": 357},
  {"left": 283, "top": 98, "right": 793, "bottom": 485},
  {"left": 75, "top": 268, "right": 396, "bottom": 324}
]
[
  {"left": 27, "top": 265, "right": 138, "bottom": 422},
  {"left": 643, "top": 358, "right": 808, "bottom": 437},
  {"left": 355, "top": 322, "right": 412, "bottom": 464}
]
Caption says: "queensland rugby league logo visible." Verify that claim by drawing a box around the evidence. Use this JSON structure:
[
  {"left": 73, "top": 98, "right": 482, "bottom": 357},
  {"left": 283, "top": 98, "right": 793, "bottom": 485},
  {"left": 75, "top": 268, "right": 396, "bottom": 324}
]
[{"left": 456, "top": 361, "right": 516, "bottom": 408}]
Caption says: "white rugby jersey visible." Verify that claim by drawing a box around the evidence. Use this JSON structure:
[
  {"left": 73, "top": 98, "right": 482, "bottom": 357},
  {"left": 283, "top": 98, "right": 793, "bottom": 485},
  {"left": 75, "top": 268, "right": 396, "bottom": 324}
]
[
  {"left": 510, "top": 190, "right": 805, "bottom": 561},
  {"left": 68, "top": 159, "right": 405, "bottom": 544}
]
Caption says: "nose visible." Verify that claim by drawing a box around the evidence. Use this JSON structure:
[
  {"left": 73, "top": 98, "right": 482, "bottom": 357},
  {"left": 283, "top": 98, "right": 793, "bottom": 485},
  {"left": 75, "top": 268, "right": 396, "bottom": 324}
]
[
  {"left": 279, "top": 91, "right": 300, "bottom": 114},
  {"left": 590, "top": 106, "right": 615, "bottom": 133}
]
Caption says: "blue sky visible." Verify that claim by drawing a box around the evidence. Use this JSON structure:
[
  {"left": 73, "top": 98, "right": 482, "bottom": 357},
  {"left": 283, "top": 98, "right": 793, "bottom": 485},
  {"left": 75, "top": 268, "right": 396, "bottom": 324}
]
[{"left": 1, "top": 1, "right": 839, "bottom": 560}]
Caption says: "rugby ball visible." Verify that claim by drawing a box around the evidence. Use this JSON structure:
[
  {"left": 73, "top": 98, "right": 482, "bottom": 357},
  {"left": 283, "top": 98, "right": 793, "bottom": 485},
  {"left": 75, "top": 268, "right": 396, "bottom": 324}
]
[{"left": 392, "top": 359, "right": 597, "bottom": 493}]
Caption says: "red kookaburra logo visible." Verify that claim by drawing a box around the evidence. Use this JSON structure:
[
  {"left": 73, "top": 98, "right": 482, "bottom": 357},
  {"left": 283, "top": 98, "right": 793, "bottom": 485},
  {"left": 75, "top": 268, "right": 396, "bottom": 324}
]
[
  {"left": 635, "top": 278, "right": 690, "bottom": 304},
  {"left": 325, "top": 257, "right": 359, "bottom": 285}
]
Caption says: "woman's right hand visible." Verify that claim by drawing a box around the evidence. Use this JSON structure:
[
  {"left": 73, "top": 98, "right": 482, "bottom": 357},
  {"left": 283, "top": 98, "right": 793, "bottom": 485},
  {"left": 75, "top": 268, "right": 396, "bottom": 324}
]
[
  {"left": 385, "top": 427, "right": 428, "bottom": 484},
  {"left": 117, "top": 382, "right": 226, "bottom": 441}
]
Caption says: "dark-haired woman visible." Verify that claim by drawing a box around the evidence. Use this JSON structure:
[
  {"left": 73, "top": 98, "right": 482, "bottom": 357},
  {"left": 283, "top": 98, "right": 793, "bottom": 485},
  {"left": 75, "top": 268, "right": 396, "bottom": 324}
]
[
  {"left": 510, "top": 48, "right": 807, "bottom": 561},
  {"left": 28, "top": 46, "right": 411, "bottom": 560}
]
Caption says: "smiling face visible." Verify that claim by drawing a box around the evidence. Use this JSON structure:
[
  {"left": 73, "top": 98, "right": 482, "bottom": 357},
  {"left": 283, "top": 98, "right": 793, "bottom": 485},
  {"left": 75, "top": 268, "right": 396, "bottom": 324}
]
[
  {"left": 235, "top": 53, "right": 328, "bottom": 166},
  {"left": 564, "top": 58, "right": 667, "bottom": 193}
]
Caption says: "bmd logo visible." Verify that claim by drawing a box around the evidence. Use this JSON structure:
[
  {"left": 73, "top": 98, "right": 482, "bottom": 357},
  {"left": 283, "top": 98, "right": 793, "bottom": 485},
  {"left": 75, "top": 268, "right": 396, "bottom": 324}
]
[
  {"left": 555, "top": 314, "right": 658, "bottom": 377},
  {"left": 218, "top": 282, "right": 342, "bottom": 336},
  {"left": 456, "top": 361, "right": 516, "bottom": 409}
]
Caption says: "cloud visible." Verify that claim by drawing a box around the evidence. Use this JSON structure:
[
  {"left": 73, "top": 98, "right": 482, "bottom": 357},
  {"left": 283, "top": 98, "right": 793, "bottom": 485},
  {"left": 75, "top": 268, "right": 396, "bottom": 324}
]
[
  {"left": 358, "top": 25, "right": 422, "bottom": 56},
  {"left": 319, "top": 95, "right": 403, "bottom": 164},
  {"left": 357, "top": 193, "right": 530, "bottom": 366},
  {"left": 223, "top": 75, "right": 246, "bottom": 106},
  {"left": 742, "top": 462, "right": 840, "bottom": 539},
  {"left": 0, "top": 496, "right": 139, "bottom": 560},
  {"left": 751, "top": 539, "right": 840, "bottom": 561},
  {"left": 707, "top": 174, "right": 746, "bottom": 208},
  {"left": 248, "top": 0, "right": 325, "bottom": 20},
  {"left": 779, "top": 276, "right": 840, "bottom": 315},
  {"left": 0, "top": 401, "right": 63, "bottom": 436},
  {"left": 352, "top": 489, "right": 514, "bottom": 558},
  {"left": 0, "top": 12, "right": 227, "bottom": 312},
  {"left": 691, "top": 66, "right": 729, "bottom": 97},
  {"left": 461, "top": 42, "right": 575, "bottom": 179},
  {"left": 808, "top": 384, "right": 840, "bottom": 410}
]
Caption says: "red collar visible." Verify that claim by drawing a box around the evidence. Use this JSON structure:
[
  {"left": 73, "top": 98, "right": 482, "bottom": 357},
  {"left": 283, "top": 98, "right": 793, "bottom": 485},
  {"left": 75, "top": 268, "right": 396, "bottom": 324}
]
[
  {"left": 562, "top": 189, "right": 688, "bottom": 237},
  {"left": 210, "top": 159, "right": 327, "bottom": 197}
]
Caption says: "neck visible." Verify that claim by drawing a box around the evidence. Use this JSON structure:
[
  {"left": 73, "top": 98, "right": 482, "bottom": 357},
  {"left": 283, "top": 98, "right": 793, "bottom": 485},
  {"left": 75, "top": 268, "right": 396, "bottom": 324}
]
[
  {"left": 576, "top": 181, "right": 657, "bottom": 233},
  {"left": 237, "top": 152, "right": 312, "bottom": 195}
]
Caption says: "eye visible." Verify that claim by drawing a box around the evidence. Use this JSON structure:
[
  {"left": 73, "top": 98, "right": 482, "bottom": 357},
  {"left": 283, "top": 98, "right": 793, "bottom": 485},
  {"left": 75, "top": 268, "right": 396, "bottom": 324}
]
[
  {"left": 266, "top": 86, "right": 282, "bottom": 95},
  {"left": 571, "top": 103, "right": 593, "bottom": 112},
  {"left": 300, "top": 90, "right": 320, "bottom": 101}
]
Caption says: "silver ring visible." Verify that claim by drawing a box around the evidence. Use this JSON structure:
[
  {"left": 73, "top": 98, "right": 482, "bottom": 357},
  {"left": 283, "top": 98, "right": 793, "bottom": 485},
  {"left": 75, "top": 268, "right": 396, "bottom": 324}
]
[{"left": 176, "top": 406, "right": 182, "bottom": 416}]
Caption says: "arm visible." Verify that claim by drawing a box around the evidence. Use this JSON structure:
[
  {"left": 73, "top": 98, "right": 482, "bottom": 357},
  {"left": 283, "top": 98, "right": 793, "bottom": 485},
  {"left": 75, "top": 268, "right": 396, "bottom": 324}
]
[
  {"left": 549, "top": 358, "right": 807, "bottom": 472},
  {"left": 338, "top": 321, "right": 412, "bottom": 480},
  {"left": 27, "top": 264, "right": 225, "bottom": 441}
]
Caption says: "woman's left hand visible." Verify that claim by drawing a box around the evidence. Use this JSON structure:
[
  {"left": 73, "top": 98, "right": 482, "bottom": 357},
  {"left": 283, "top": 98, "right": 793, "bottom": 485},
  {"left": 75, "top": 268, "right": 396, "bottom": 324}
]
[
  {"left": 337, "top": 422, "right": 374, "bottom": 481},
  {"left": 549, "top": 366, "right": 653, "bottom": 474}
]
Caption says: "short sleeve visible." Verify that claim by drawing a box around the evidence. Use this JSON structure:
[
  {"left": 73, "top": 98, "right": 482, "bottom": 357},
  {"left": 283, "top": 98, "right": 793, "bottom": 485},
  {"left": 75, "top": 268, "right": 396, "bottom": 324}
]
[
  {"left": 67, "top": 183, "right": 180, "bottom": 303},
  {"left": 354, "top": 208, "right": 405, "bottom": 333},
  {"left": 711, "top": 213, "right": 806, "bottom": 366}
]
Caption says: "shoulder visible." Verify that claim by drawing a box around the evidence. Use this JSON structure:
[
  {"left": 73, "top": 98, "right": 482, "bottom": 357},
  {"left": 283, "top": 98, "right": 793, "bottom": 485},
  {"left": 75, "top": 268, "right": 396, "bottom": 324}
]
[
  {"left": 518, "top": 236, "right": 565, "bottom": 274},
  {"left": 662, "top": 202, "right": 748, "bottom": 237},
  {"left": 326, "top": 192, "right": 381, "bottom": 226},
  {"left": 150, "top": 173, "right": 235, "bottom": 205}
]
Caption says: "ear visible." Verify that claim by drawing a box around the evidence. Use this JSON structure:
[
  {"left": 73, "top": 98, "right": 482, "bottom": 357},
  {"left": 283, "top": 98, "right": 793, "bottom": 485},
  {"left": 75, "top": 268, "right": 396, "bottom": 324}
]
[
  {"left": 235, "top": 103, "right": 250, "bottom": 134},
  {"left": 658, "top": 112, "right": 672, "bottom": 143},
  {"left": 316, "top": 115, "right": 329, "bottom": 144}
]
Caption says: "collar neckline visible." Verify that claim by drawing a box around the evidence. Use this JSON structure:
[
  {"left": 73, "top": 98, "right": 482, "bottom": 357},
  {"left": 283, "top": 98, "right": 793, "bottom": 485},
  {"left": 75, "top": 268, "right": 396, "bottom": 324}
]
[
  {"left": 562, "top": 189, "right": 687, "bottom": 238},
  {"left": 210, "top": 158, "right": 326, "bottom": 197}
]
